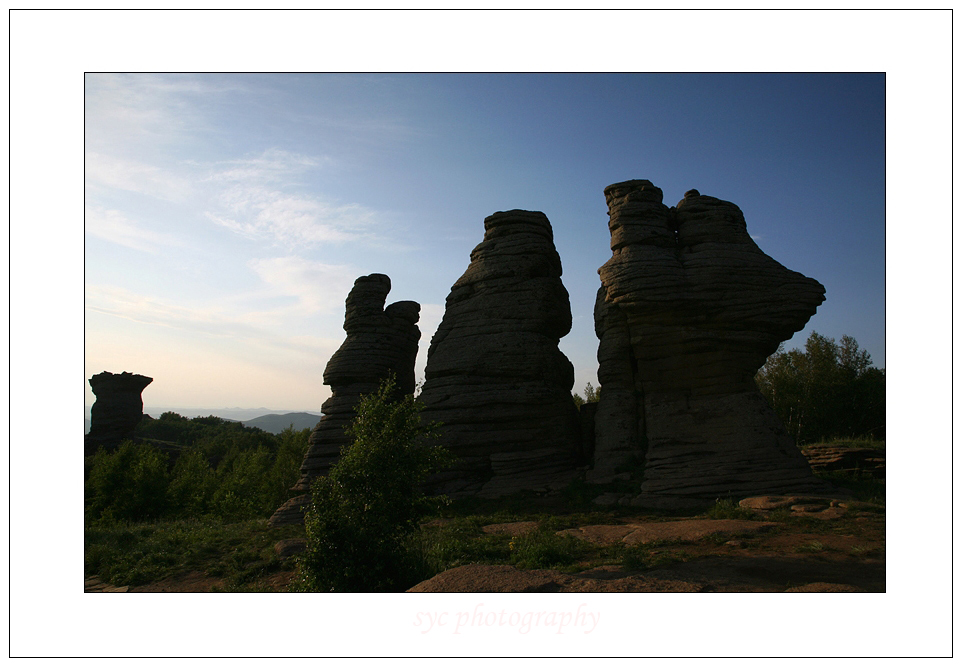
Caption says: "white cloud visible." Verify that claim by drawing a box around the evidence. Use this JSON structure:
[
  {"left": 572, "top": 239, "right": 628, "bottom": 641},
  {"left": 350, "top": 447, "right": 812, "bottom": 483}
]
[
  {"left": 248, "top": 256, "right": 358, "bottom": 315},
  {"left": 85, "top": 283, "right": 343, "bottom": 360},
  {"left": 85, "top": 152, "right": 193, "bottom": 202},
  {"left": 204, "top": 149, "right": 376, "bottom": 248},
  {"left": 84, "top": 205, "right": 183, "bottom": 253}
]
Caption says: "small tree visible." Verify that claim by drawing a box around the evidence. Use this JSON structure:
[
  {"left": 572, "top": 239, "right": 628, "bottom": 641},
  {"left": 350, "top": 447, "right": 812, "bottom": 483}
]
[
  {"left": 292, "top": 376, "right": 451, "bottom": 592},
  {"left": 573, "top": 382, "right": 600, "bottom": 407}
]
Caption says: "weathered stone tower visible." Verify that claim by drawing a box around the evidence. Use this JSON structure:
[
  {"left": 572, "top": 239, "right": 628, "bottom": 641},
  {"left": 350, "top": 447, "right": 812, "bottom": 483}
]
[
  {"left": 419, "top": 210, "right": 582, "bottom": 497},
  {"left": 591, "top": 180, "right": 831, "bottom": 506},
  {"left": 85, "top": 371, "right": 153, "bottom": 456},
  {"left": 269, "top": 274, "right": 420, "bottom": 526}
]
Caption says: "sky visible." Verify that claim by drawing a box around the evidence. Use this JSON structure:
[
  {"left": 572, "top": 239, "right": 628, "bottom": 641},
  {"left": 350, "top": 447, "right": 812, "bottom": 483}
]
[{"left": 84, "top": 72, "right": 886, "bottom": 414}]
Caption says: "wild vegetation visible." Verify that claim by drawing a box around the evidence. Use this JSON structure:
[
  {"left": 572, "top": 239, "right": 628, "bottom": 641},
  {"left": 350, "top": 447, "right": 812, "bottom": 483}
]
[
  {"left": 86, "top": 335, "right": 884, "bottom": 592},
  {"left": 291, "top": 376, "right": 453, "bottom": 592},
  {"left": 755, "top": 332, "right": 885, "bottom": 444},
  {"left": 85, "top": 415, "right": 310, "bottom": 524}
]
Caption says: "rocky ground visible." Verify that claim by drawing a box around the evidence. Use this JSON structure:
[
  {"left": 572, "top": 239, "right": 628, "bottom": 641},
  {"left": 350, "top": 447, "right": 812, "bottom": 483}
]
[{"left": 87, "top": 493, "right": 883, "bottom": 593}]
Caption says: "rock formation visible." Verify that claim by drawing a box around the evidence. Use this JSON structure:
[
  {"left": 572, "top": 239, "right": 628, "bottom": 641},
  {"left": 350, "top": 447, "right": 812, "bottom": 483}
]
[
  {"left": 85, "top": 371, "right": 153, "bottom": 456},
  {"left": 419, "top": 209, "right": 582, "bottom": 497},
  {"left": 591, "top": 180, "right": 830, "bottom": 506},
  {"left": 268, "top": 274, "right": 420, "bottom": 526}
]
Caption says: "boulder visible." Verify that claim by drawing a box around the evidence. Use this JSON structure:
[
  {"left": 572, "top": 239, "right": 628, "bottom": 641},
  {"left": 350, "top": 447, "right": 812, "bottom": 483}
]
[
  {"left": 268, "top": 274, "right": 420, "bottom": 527},
  {"left": 84, "top": 371, "right": 153, "bottom": 455},
  {"left": 418, "top": 210, "right": 582, "bottom": 497},
  {"left": 591, "top": 180, "right": 832, "bottom": 502}
]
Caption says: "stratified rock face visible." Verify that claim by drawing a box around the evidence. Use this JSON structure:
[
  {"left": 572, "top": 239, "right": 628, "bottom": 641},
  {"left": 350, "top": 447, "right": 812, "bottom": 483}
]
[
  {"left": 592, "top": 180, "right": 829, "bottom": 503},
  {"left": 269, "top": 274, "right": 420, "bottom": 526},
  {"left": 85, "top": 371, "right": 153, "bottom": 455},
  {"left": 419, "top": 210, "right": 581, "bottom": 498}
]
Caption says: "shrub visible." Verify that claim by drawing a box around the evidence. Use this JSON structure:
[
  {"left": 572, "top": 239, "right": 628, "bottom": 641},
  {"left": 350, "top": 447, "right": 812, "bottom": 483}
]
[
  {"left": 167, "top": 449, "right": 216, "bottom": 517},
  {"left": 85, "top": 441, "right": 171, "bottom": 522},
  {"left": 508, "top": 529, "right": 588, "bottom": 570},
  {"left": 292, "top": 376, "right": 452, "bottom": 592}
]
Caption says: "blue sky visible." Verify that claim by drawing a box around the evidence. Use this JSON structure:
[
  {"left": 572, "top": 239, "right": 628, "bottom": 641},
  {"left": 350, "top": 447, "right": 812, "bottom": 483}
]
[{"left": 85, "top": 72, "right": 885, "bottom": 412}]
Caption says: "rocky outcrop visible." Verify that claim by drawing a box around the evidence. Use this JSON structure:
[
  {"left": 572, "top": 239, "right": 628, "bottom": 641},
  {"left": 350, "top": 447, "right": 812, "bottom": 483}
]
[
  {"left": 591, "top": 180, "right": 830, "bottom": 504},
  {"left": 268, "top": 274, "right": 420, "bottom": 526},
  {"left": 418, "top": 210, "right": 582, "bottom": 497},
  {"left": 85, "top": 371, "right": 153, "bottom": 455},
  {"left": 800, "top": 443, "right": 885, "bottom": 478}
]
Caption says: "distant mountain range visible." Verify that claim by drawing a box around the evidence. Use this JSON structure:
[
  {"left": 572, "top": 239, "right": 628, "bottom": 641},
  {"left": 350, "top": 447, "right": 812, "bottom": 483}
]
[
  {"left": 240, "top": 412, "right": 321, "bottom": 434},
  {"left": 85, "top": 407, "right": 321, "bottom": 435}
]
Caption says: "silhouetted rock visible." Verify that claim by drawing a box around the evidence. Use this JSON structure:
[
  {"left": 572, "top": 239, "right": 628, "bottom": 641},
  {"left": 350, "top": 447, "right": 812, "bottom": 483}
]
[
  {"left": 591, "top": 180, "right": 831, "bottom": 503},
  {"left": 84, "top": 371, "right": 153, "bottom": 456},
  {"left": 419, "top": 210, "right": 582, "bottom": 497},
  {"left": 269, "top": 274, "right": 420, "bottom": 526}
]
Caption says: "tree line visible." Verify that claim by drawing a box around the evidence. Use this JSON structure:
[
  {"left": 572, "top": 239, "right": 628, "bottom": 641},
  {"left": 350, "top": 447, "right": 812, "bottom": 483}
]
[
  {"left": 84, "top": 413, "right": 311, "bottom": 523},
  {"left": 755, "top": 331, "right": 885, "bottom": 445}
]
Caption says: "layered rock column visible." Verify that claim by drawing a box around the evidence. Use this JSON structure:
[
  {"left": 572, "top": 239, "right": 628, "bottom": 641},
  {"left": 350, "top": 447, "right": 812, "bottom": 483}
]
[
  {"left": 419, "top": 210, "right": 582, "bottom": 497},
  {"left": 85, "top": 371, "right": 153, "bottom": 456},
  {"left": 592, "top": 180, "right": 830, "bottom": 504},
  {"left": 269, "top": 274, "right": 420, "bottom": 526}
]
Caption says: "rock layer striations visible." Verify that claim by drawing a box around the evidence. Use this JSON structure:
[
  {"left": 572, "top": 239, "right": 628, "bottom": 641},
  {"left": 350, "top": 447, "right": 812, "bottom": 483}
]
[
  {"left": 85, "top": 371, "right": 153, "bottom": 456},
  {"left": 592, "top": 180, "right": 829, "bottom": 504},
  {"left": 419, "top": 210, "right": 581, "bottom": 497},
  {"left": 269, "top": 274, "right": 420, "bottom": 526}
]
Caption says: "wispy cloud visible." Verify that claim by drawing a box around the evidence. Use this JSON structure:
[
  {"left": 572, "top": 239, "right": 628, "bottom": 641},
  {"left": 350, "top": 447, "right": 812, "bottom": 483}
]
[
  {"left": 247, "top": 256, "right": 358, "bottom": 316},
  {"left": 85, "top": 205, "right": 184, "bottom": 253},
  {"left": 85, "top": 283, "right": 342, "bottom": 358},
  {"left": 85, "top": 152, "right": 193, "bottom": 202},
  {"left": 203, "top": 149, "right": 377, "bottom": 248}
]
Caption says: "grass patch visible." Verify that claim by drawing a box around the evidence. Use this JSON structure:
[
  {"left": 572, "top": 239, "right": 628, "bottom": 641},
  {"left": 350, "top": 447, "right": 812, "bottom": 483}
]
[
  {"left": 508, "top": 529, "right": 590, "bottom": 570},
  {"left": 85, "top": 516, "right": 302, "bottom": 587},
  {"left": 795, "top": 540, "right": 828, "bottom": 553},
  {"left": 704, "top": 498, "right": 757, "bottom": 520}
]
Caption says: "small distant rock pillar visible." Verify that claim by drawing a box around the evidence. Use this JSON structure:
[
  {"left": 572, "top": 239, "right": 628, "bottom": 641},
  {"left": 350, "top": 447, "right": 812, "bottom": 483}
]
[
  {"left": 418, "top": 209, "right": 582, "bottom": 498},
  {"left": 85, "top": 371, "right": 153, "bottom": 456},
  {"left": 592, "top": 180, "right": 831, "bottom": 506},
  {"left": 268, "top": 274, "right": 420, "bottom": 526}
]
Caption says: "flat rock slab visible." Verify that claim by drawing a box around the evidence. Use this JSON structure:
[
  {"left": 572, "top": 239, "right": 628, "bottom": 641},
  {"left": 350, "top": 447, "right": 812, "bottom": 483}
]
[
  {"left": 785, "top": 582, "right": 865, "bottom": 593},
  {"left": 562, "top": 519, "right": 777, "bottom": 546},
  {"left": 740, "top": 495, "right": 841, "bottom": 511},
  {"left": 407, "top": 564, "right": 704, "bottom": 593},
  {"left": 85, "top": 576, "right": 128, "bottom": 593},
  {"left": 481, "top": 521, "right": 539, "bottom": 537},
  {"left": 558, "top": 524, "right": 638, "bottom": 545}
]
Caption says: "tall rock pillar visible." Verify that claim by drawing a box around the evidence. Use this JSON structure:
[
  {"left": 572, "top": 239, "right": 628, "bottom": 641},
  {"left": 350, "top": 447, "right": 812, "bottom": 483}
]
[
  {"left": 593, "top": 180, "right": 831, "bottom": 506},
  {"left": 419, "top": 209, "right": 582, "bottom": 497},
  {"left": 268, "top": 274, "right": 420, "bottom": 526},
  {"left": 85, "top": 371, "right": 153, "bottom": 456}
]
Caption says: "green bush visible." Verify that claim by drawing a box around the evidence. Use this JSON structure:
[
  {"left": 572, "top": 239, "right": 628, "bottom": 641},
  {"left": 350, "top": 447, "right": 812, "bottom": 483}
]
[
  {"left": 85, "top": 421, "right": 311, "bottom": 524},
  {"left": 167, "top": 449, "right": 216, "bottom": 517},
  {"left": 85, "top": 441, "right": 171, "bottom": 523},
  {"left": 292, "top": 376, "right": 451, "bottom": 592},
  {"left": 508, "top": 529, "right": 588, "bottom": 570}
]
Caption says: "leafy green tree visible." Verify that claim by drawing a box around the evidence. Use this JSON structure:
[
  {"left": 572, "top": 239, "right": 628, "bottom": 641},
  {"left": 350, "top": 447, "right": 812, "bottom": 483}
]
[
  {"left": 756, "top": 332, "right": 885, "bottom": 444},
  {"left": 167, "top": 448, "right": 216, "bottom": 517},
  {"left": 85, "top": 441, "right": 171, "bottom": 522},
  {"left": 292, "top": 376, "right": 451, "bottom": 592},
  {"left": 87, "top": 415, "right": 312, "bottom": 523},
  {"left": 573, "top": 382, "right": 600, "bottom": 408}
]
